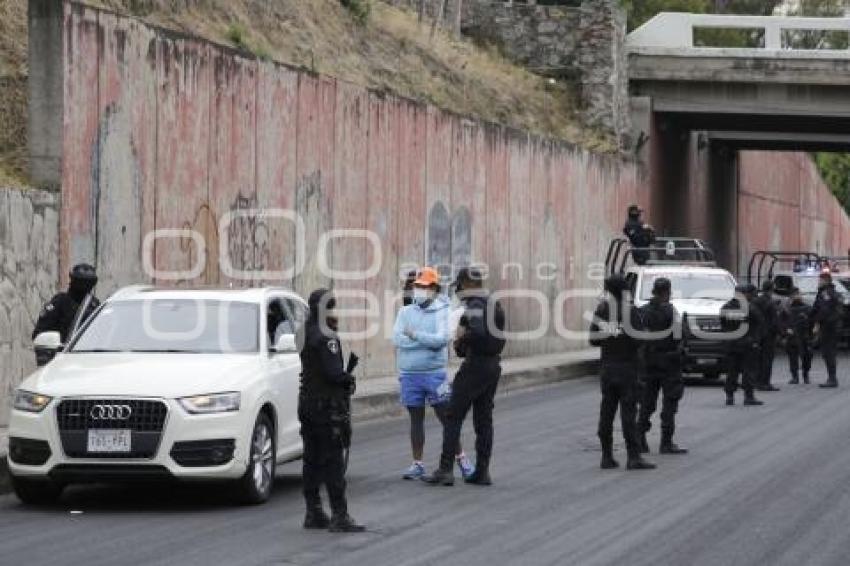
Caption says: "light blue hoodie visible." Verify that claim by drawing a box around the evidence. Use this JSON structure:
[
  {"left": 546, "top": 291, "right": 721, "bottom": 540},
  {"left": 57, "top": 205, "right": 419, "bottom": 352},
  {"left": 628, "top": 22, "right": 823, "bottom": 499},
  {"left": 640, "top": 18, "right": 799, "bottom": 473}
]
[{"left": 393, "top": 296, "right": 452, "bottom": 374}]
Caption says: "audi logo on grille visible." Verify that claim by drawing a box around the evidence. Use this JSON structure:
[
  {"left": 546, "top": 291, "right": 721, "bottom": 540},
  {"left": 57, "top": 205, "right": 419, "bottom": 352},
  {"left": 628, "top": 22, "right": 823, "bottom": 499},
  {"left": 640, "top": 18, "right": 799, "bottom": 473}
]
[{"left": 90, "top": 404, "right": 133, "bottom": 420}]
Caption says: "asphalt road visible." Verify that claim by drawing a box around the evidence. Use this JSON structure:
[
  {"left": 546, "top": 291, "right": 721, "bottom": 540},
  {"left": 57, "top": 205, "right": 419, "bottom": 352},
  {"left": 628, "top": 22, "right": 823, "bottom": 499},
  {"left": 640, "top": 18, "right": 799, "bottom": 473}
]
[{"left": 3, "top": 354, "right": 850, "bottom": 566}]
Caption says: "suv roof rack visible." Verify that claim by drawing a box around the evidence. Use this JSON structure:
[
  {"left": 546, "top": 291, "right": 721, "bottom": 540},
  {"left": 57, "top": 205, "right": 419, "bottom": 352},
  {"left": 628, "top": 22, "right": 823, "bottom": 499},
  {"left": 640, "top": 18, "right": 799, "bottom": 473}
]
[
  {"left": 746, "top": 251, "right": 823, "bottom": 287},
  {"left": 606, "top": 237, "right": 717, "bottom": 276}
]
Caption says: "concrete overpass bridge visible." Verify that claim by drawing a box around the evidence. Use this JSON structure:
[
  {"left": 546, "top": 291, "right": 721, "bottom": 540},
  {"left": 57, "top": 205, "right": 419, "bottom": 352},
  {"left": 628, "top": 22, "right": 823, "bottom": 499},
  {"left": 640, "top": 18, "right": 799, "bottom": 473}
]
[{"left": 626, "top": 13, "right": 850, "bottom": 269}]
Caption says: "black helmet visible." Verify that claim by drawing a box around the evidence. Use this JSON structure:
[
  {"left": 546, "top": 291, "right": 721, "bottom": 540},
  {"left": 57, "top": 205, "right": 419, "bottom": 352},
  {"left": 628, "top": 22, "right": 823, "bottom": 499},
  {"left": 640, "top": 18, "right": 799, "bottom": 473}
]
[
  {"left": 736, "top": 283, "right": 757, "bottom": 296},
  {"left": 604, "top": 274, "right": 628, "bottom": 297},
  {"left": 453, "top": 267, "right": 484, "bottom": 293},
  {"left": 308, "top": 288, "right": 336, "bottom": 317},
  {"left": 652, "top": 277, "right": 671, "bottom": 296},
  {"left": 69, "top": 263, "right": 97, "bottom": 283}
]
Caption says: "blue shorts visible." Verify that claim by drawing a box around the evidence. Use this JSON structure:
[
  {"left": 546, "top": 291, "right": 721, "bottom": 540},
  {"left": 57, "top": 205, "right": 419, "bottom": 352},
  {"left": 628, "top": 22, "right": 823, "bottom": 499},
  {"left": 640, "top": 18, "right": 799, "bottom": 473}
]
[{"left": 399, "top": 371, "right": 451, "bottom": 408}]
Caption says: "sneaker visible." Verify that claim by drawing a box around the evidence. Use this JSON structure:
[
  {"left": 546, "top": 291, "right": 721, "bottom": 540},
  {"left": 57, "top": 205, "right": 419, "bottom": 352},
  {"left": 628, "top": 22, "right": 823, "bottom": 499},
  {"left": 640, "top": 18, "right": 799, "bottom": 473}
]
[
  {"left": 402, "top": 462, "right": 426, "bottom": 480},
  {"left": 456, "top": 454, "right": 475, "bottom": 480}
]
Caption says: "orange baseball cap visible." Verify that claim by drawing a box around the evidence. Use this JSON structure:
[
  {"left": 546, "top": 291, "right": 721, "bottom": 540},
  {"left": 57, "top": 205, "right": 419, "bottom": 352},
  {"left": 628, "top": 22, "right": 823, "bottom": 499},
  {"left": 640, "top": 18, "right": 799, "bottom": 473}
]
[{"left": 414, "top": 267, "right": 441, "bottom": 287}]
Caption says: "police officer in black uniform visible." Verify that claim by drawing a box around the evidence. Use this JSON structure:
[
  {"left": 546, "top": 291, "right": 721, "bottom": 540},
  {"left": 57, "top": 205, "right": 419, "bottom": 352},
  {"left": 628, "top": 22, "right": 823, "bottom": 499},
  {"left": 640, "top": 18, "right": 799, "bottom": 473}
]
[
  {"left": 297, "top": 289, "right": 365, "bottom": 533},
  {"left": 636, "top": 277, "right": 688, "bottom": 455},
  {"left": 424, "top": 267, "right": 506, "bottom": 487},
  {"left": 721, "top": 283, "right": 764, "bottom": 406},
  {"left": 811, "top": 272, "right": 842, "bottom": 388},
  {"left": 753, "top": 280, "right": 780, "bottom": 391},
  {"left": 32, "top": 263, "right": 100, "bottom": 364},
  {"left": 623, "top": 205, "right": 655, "bottom": 265},
  {"left": 590, "top": 274, "right": 656, "bottom": 470},
  {"left": 781, "top": 288, "right": 813, "bottom": 385}
]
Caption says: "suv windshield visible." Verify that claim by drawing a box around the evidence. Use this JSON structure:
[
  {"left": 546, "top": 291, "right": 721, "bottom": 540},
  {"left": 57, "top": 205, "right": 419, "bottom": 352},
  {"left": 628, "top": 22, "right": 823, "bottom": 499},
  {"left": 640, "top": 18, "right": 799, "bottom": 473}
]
[
  {"left": 71, "top": 299, "right": 260, "bottom": 353},
  {"left": 640, "top": 273, "right": 735, "bottom": 301}
]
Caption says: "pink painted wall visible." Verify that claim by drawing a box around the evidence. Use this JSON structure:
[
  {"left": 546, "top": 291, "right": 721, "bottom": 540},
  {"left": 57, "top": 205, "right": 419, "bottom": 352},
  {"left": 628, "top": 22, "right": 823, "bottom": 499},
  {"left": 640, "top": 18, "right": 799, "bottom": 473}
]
[
  {"left": 737, "top": 151, "right": 850, "bottom": 277},
  {"left": 55, "top": 2, "right": 648, "bottom": 377},
  {"left": 53, "top": 2, "right": 850, "bottom": 377}
]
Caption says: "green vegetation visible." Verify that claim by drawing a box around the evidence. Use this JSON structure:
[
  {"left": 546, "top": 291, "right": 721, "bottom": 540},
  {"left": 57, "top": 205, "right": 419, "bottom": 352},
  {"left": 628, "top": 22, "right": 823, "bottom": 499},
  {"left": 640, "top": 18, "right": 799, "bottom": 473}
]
[
  {"left": 340, "top": 0, "right": 371, "bottom": 26},
  {"left": 226, "top": 23, "right": 271, "bottom": 60},
  {"left": 814, "top": 154, "right": 850, "bottom": 213}
]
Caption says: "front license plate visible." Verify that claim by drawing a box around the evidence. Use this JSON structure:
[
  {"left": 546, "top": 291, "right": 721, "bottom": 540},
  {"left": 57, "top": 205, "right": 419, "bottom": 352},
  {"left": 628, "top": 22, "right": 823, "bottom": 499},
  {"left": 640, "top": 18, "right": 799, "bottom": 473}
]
[
  {"left": 87, "top": 429, "right": 132, "bottom": 453},
  {"left": 696, "top": 358, "right": 715, "bottom": 365}
]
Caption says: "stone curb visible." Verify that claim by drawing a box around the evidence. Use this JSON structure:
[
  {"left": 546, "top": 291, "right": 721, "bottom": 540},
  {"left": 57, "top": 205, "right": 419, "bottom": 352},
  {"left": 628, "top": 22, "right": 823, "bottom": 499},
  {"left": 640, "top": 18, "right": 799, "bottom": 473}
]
[{"left": 352, "top": 357, "right": 599, "bottom": 423}]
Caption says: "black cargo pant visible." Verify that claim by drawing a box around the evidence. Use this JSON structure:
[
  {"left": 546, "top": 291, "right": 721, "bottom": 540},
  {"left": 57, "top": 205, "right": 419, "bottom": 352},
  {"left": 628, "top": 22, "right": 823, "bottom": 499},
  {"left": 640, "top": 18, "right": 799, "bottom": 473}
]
[
  {"left": 786, "top": 336, "right": 812, "bottom": 379},
  {"left": 598, "top": 363, "right": 641, "bottom": 457},
  {"left": 439, "top": 356, "right": 502, "bottom": 470},
  {"left": 758, "top": 334, "right": 777, "bottom": 387},
  {"left": 725, "top": 346, "right": 758, "bottom": 396},
  {"left": 820, "top": 331, "right": 839, "bottom": 384},
  {"left": 638, "top": 364, "right": 684, "bottom": 438},
  {"left": 299, "top": 397, "right": 350, "bottom": 515}
]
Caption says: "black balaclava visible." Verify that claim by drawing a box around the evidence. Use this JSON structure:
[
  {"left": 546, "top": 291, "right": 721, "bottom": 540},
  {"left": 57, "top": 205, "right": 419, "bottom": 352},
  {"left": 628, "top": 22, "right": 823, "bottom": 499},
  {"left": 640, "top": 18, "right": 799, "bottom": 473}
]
[
  {"left": 308, "top": 288, "right": 338, "bottom": 332},
  {"left": 68, "top": 263, "right": 98, "bottom": 302}
]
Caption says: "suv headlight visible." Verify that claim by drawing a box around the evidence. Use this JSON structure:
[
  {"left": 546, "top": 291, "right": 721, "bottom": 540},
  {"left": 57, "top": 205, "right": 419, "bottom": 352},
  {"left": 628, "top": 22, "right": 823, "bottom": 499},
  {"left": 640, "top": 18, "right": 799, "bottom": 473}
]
[
  {"left": 13, "top": 390, "right": 53, "bottom": 413},
  {"left": 178, "top": 392, "right": 241, "bottom": 414}
]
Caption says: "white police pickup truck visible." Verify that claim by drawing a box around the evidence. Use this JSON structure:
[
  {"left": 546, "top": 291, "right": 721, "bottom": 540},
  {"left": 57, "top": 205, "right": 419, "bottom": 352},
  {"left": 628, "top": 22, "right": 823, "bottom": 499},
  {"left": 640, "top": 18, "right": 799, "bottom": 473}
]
[{"left": 625, "top": 264, "right": 737, "bottom": 380}]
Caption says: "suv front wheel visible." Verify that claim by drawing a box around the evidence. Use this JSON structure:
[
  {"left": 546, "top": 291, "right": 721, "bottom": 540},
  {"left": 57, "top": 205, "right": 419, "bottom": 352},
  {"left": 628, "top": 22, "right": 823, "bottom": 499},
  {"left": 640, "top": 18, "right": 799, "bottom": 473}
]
[{"left": 234, "top": 412, "right": 276, "bottom": 505}]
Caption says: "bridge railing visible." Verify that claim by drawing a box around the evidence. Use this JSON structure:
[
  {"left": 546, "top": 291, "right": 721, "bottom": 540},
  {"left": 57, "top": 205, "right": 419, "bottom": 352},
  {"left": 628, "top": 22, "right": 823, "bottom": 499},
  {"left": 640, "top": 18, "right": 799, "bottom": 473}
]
[{"left": 627, "top": 12, "right": 850, "bottom": 52}]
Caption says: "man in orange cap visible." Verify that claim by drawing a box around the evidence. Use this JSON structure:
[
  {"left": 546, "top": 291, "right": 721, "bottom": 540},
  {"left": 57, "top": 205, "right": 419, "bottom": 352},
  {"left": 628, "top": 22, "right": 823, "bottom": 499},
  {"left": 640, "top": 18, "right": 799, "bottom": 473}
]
[{"left": 393, "top": 267, "right": 473, "bottom": 481}]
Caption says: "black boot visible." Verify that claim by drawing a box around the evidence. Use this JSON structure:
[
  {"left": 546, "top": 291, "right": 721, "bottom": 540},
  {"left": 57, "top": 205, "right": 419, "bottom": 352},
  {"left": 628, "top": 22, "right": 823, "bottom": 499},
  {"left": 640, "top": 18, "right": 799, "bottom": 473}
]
[
  {"left": 803, "top": 372, "right": 810, "bottom": 384},
  {"left": 819, "top": 381, "right": 838, "bottom": 388},
  {"left": 303, "top": 506, "right": 331, "bottom": 529},
  {"left": 659, "top": 433, "right": 688, "bottom": 455},
  {"left": 725, "top": 392, "right": 734, "bottom": 406},
  {"left": 329, "top": 514, "right": 366, "bottom": 533},
  {"left": 743, "top": 392, "right": 764, "bottom": 406},
  {"left": 600, "top": 440, "right": 619, "bottom": 470},
  {"left": 789, "top": 373, "right": 799, "bottom": 385},
  {"left": 423, "top": 455, "right": 455, "bottom": 486},
  {"left": 303, "top": 491, "right": 330, "bottom": 529},
  {"left": 626, "top": 454, "right": 656, "bottom": 470},
  {"left": 637, "top": 432, "right": 650, "bottom": 454},
  {"left": 465, "top": 459, "right": 492, "bottom": 485},
  {"left": 423, "top": 467, "right": 454, "bottom": 486}
]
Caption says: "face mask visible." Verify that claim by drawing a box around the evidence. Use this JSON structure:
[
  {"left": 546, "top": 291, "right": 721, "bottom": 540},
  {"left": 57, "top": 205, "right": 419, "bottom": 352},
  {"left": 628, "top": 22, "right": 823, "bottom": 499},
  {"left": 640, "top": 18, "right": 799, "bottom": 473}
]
[{"left": 412, "top": 288, "right": 431, "bottom": 305}]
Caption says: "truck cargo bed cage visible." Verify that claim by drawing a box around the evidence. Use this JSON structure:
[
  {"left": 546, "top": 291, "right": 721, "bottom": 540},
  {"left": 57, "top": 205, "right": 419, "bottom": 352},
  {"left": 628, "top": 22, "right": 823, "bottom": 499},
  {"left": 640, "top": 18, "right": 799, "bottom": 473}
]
[
  {"left": 746, "top": 251, "right": 822, "bottom": 287},
  {"left": 606, "top": 237, "right": 716, "bottom": 275}
]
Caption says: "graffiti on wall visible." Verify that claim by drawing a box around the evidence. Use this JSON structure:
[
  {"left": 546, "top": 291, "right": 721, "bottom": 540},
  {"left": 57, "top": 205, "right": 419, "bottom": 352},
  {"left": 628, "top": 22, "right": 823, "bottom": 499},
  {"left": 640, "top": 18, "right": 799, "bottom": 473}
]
[
  {"left": 226, "top": 194, "right": 271, "bottom": 275},
  {"left": 427, "top": 201, "right": 472, "bottom": 278}
]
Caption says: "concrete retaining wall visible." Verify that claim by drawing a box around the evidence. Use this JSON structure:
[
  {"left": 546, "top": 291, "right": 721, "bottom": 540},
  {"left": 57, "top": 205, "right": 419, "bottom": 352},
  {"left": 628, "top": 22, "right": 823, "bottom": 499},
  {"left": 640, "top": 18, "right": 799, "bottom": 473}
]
[
  {"left": 737, "top": 151, "right": 850, "bottom": 276},
  {"left": 29, "top": 0, "right": 648, "bottom": 380},
  {"left": 22, "top": 1, "right": 850, "bottom": 389},
  {"left": 0, "top": 187, "right": 60, "bottom": 427}
]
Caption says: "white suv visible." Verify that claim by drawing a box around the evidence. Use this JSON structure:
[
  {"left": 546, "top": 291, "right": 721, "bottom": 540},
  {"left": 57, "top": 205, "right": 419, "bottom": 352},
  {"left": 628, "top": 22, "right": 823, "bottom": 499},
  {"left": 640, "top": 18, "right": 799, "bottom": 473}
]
[{"left": 8, "top": 287, "right": 307, "bottom": 505}]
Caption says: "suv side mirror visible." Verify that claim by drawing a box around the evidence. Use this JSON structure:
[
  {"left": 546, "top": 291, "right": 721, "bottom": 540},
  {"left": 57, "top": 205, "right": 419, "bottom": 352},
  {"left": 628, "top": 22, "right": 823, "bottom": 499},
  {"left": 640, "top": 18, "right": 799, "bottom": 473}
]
[
  {"left": 33, "top": 331, "right": 63, "bottom": 367},
  {"left": 33, "top": 331, "right": 62, "bottom": 351},
  {"left": 271, "top": 334, "right": 298, "bottom": 354}
]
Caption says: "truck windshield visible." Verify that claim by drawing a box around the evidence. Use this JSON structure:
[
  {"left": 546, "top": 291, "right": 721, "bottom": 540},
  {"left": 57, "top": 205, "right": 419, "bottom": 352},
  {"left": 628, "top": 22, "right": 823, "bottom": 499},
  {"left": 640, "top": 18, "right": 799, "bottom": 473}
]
[
  {"left": 70, "top": 299, "right": 260, "bottom": 353},
  {"left": 640, "top": 273, "right": 735, "bottom": 301}
]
